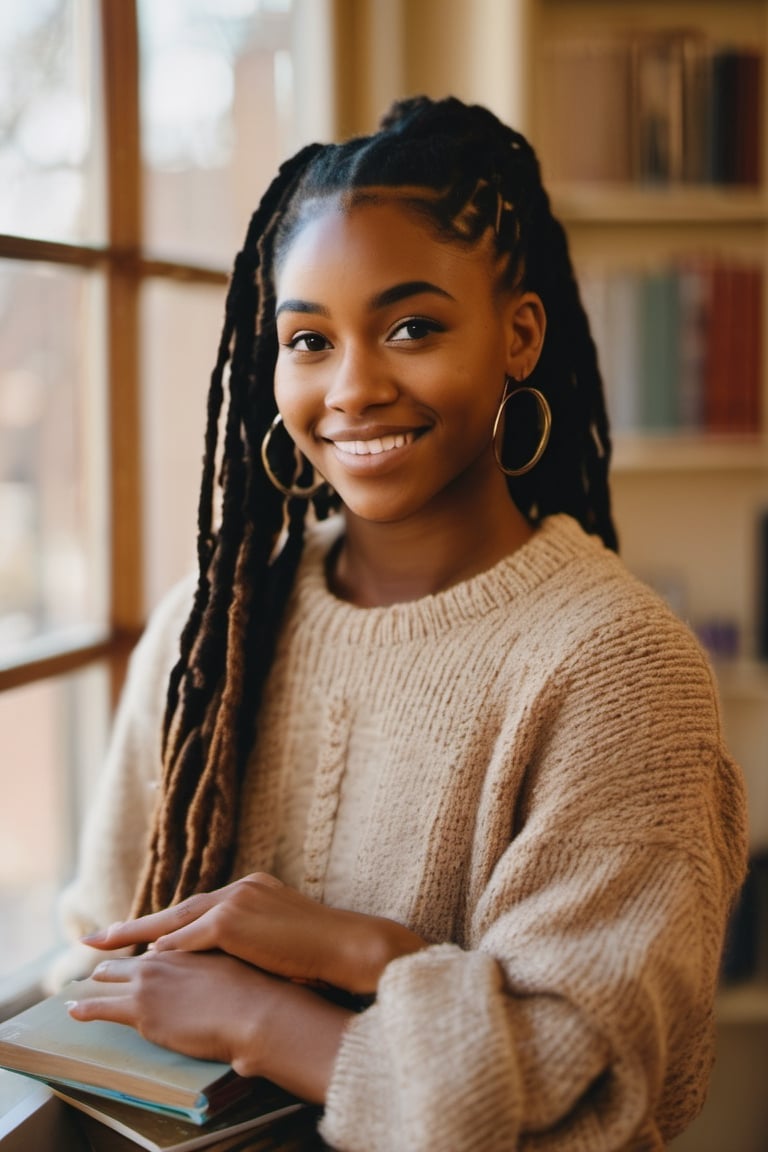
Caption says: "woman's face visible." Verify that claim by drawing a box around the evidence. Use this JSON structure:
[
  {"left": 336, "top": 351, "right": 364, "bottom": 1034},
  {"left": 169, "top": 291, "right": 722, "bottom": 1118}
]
[{"left": 273, "top": 198, "right": 542, "bottom": 527}]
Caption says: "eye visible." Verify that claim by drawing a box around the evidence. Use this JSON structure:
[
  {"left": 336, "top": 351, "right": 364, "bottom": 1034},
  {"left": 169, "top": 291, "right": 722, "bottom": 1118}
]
[
  {"left": 283, "top": 331, "right": 331, "bottom": 353},
  {"left": 387, "top": 317, "right": 444, "bottom": 343}
]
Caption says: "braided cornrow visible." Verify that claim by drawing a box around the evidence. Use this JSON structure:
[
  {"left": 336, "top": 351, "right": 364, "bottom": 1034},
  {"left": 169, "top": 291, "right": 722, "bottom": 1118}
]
[{"left": 134, "top": 97, "right": 617, "bottom": 916}]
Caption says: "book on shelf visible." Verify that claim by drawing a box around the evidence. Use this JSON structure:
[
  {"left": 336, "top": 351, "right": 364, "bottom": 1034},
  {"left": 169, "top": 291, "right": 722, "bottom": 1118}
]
[
  {"left": 579, "top": 258, "right": 763, "bottom": 436},
  {"left": 581, "top": 270, "right": 643, "bottom": 432},
  {"left": 711, "top": 47, "right": 764, "bottom": 186},
  {"left": 539, "top": 29, "right": 764, "bottom": 187},
  {"left": 538, "top": 38, "right": 634, "bottom": 184},
  {"left": 0, "top": 981, "right": 303, "bottom": 1134},
  {"left": 638, "top": 269, "right": 679, "bottom": 429},
  {"left": 702, "top": 263, "right": 764, "bottom": 434},
  {"left": 631, "top": 31, "right": 687, "bottom": 184}
]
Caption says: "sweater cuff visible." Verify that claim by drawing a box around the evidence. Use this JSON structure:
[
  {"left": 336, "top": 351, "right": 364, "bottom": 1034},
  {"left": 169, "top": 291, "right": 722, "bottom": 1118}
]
[{"left": 320, "top": 944, "right": 523, "bottom": 1152}]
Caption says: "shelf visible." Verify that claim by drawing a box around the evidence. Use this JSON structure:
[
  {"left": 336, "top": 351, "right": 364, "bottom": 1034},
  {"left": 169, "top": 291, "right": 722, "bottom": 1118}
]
[
  {"left": 611, "top": 435, "right": 768, "bottom": 473},
  {"left": 551, "top": 185, "right": 768, "bottom": 226},
  {"left": 716, "top": 661, "right": 768, "bottom": 702},
  {"left": 717, "top": 981, "right": 768, "bottom": 1025}
]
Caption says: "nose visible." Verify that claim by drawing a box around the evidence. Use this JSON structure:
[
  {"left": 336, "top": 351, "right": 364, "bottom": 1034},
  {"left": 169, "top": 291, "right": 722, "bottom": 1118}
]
[{"left": 324, "top": 345, "right": 399, "bottom": 415}]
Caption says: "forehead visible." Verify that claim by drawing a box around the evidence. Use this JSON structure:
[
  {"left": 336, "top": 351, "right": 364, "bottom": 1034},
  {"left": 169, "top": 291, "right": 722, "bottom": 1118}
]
[{"left": 275, "top": 198, "right": 499, "bottom": 296}]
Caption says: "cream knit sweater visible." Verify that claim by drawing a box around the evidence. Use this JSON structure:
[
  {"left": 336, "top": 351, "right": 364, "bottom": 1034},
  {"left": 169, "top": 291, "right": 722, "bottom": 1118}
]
[{"left": 59, "top": 514, "right": 747, "bottom": 1152}]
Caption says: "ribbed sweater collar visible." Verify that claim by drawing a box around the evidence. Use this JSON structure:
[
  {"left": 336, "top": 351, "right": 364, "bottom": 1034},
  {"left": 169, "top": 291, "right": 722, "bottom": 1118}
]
[{"left": 291, "top": 513, "right": 603, "bottom": 646}]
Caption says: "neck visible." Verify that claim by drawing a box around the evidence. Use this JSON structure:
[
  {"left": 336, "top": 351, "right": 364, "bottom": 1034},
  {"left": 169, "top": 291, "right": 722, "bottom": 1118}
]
[{"left": 330, "top": 475, "right": 534, "bottom": 608}]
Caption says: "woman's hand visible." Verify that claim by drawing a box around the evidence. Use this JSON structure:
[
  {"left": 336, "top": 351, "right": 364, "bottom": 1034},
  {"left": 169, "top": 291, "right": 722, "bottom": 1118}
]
[
  {"left": 67, "top": 949, "right": 351, "bottom": 1103},
  {"left": 82, "top": 873, "right": 425, "bottom": 995}
]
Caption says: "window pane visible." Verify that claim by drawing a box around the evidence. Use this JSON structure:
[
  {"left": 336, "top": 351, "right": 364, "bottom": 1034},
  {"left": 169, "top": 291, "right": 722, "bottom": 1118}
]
[
  {"left": 0, "top": 664, "right": 109, "bottom": 991},
  {"left": 0, "top": 261, "right": 108, "bottom": 664},
  {"left": 0, "top": 0, "right": 105, "bottom": 245},
  {"left": 141, "top": 278, "right": 226, "bottom": 609},
  {"left": 138, "top": 0, "right": 296, "bottom": 265}
]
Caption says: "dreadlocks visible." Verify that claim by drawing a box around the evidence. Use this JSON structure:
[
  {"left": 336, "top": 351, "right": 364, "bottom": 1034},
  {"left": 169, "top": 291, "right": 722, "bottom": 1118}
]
[{"left": 132, "top": 95, "right": 617, "bottom": 917}]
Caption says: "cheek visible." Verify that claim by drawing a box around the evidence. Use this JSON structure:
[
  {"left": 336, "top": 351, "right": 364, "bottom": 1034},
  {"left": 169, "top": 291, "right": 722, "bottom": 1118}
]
[
  {"left": 273, "top": 368, "right": 317, "bottom": 450},
  {"left": 273, "top": 364, "right": 302, "bottom": 418}
]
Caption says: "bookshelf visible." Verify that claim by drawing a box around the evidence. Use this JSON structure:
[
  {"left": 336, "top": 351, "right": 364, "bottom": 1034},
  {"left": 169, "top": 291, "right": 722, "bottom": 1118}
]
[
  {"left": 522, "top": 3, "right": 768, "bottom": 1121},
  {"left": 526, "top": 2, "right": 768, "bottom": 697}
]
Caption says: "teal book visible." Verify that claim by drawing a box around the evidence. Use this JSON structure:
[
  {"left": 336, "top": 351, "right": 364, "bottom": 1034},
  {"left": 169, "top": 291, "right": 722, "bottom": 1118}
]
[
  {"left": 0, "top": 981, "right": 301, "bottom": 1131},
  {"left": 638, "top": 269, "right": 680, "bottom": 431}
]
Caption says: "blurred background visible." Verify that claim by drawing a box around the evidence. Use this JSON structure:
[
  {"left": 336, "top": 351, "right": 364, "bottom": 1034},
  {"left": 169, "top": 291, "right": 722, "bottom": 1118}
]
[{"left": 0, "top": 1, "right": 766, "bottom": 1147}]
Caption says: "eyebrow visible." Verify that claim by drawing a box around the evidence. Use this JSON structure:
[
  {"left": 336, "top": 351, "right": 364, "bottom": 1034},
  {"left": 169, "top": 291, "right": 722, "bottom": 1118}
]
[
  {"left": 275, "top": 298, "right": 330, "bottom": 319},
  {"left": 275, "top": 280, "right": 455, "bottom": 319},
  {"left": 370, "top": 280, "right": 455, "bottom": 309}
]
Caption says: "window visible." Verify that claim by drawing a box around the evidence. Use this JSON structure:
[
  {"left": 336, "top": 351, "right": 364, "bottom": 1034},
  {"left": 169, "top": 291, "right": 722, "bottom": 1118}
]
[{"left": 0, "top": 0, "right": 327, "bottom": 1011}]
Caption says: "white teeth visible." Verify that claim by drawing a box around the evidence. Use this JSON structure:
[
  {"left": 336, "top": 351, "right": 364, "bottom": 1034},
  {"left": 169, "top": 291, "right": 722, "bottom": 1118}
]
[{"left": 334, "top": 432, "right": 412, "bottom": 456}]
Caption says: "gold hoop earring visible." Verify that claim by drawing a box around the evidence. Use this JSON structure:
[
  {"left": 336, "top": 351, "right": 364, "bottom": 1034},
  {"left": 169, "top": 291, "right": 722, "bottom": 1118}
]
[
  {"left": 492, "top": 381, "right": 552, "bottom": 477},
  {"left": 260, "top": 413, "right": 326, "bottom": 498}
]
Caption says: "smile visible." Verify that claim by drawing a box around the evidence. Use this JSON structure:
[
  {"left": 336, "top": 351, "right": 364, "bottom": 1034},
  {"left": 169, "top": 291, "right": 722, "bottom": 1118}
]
[{"left": 331, "top": 432, "right": 416, "bottom": 456}]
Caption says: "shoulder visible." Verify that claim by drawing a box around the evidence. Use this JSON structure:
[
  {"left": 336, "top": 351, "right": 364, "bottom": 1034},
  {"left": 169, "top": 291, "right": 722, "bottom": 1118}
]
[
  {"left": 498, "top": 517, "right": 725, "bottom": 780},
  {"left": 524, "top": 515, "right": 710, "bottom": 675}
]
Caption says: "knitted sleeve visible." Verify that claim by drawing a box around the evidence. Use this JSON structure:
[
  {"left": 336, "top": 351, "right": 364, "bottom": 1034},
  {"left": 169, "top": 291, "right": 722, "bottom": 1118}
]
[
  {"left": 52, "top": 575, "right": 196, "bottom": 979},
  {"left": 319, "top": 610, "right": 748, "bottom": 1152}
]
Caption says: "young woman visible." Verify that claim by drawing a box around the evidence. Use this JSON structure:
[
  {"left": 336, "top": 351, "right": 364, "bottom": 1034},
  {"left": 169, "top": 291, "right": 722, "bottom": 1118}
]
[{"left": 59, "top": 96, "right": 747, "bottom": 1150}]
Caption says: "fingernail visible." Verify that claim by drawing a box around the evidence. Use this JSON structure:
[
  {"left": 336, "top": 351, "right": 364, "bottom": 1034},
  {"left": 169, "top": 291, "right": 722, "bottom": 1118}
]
[
  {"left": 83, "top": 920, "right": 123, "bottom": 943},
  {"left": 64, "top": 1000, "right": 78, "bottom": 1010},
  {"left": 93, "top": 961, "right": 108, "bottom": 975}
]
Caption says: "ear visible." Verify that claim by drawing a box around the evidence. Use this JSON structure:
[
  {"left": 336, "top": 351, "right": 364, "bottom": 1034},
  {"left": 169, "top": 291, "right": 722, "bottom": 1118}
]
[{"left": 503, "top": 291, "right": 546, "bottom": 381}]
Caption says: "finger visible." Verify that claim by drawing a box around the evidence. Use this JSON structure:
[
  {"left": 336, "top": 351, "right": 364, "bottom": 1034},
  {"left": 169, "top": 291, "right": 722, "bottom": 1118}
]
[
  {"left": 149, "top": 912, "right": 220, "bottom": 954},
  {"left": 81, "top": 893, "right": 219, "bottom": 950},
  {"left": 244, "top": 871, "right": 284, "bottom": 890},
  {"left": 66, "top": 994, "right": 136, "bottom": 1026},
  {"left": 90, "top": 958, "right": 138, "bottom": 983}
]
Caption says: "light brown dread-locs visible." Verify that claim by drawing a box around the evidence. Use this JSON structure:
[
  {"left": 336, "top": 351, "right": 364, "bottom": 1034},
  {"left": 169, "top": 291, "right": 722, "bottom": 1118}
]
[{"left": 132, "top": 96, "right": 617, "bottom": 918}]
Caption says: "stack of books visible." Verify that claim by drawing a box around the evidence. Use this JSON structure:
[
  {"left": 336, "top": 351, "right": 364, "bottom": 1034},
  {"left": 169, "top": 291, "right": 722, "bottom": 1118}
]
[{"left": 0, "top": 981, "right": 307, "bottom": 1152}]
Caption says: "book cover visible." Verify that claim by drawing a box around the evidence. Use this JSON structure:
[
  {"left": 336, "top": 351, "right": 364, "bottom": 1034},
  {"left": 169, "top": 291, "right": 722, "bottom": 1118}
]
[{"left": 0, "top": 981, "right": 296, "bottom": 1127}]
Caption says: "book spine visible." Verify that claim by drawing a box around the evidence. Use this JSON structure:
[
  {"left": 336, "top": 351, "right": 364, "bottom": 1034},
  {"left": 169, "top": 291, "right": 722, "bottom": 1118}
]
[
  {"left": 540, "top": 40, "right": 632, "bottom": 183},
  {"left": 702, "top": 263, "right": 733, "bottom": 431},
  {"left": 638, "top": 269, "right": 680, "bottom": 429},
  {"left": 682, "top": 37, "right": 713, "bottom": 183},
  {"left": 608, "top": 271, "right": 642, "bottom": 432},
  {"left": 731, "top": 265, "right": 762, "bottom": 433},
  {"left": 734, "top": 49, "right": 763, "bottom": 186},
  {"left": 676, "top": 263, "right": 709, "bottom": 429}
]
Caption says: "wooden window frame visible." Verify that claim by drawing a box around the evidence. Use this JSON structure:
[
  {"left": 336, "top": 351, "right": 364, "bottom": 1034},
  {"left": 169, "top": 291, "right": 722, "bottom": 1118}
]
[{"left": 0, "top": 0, "right": 227, "bottom": 703}]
